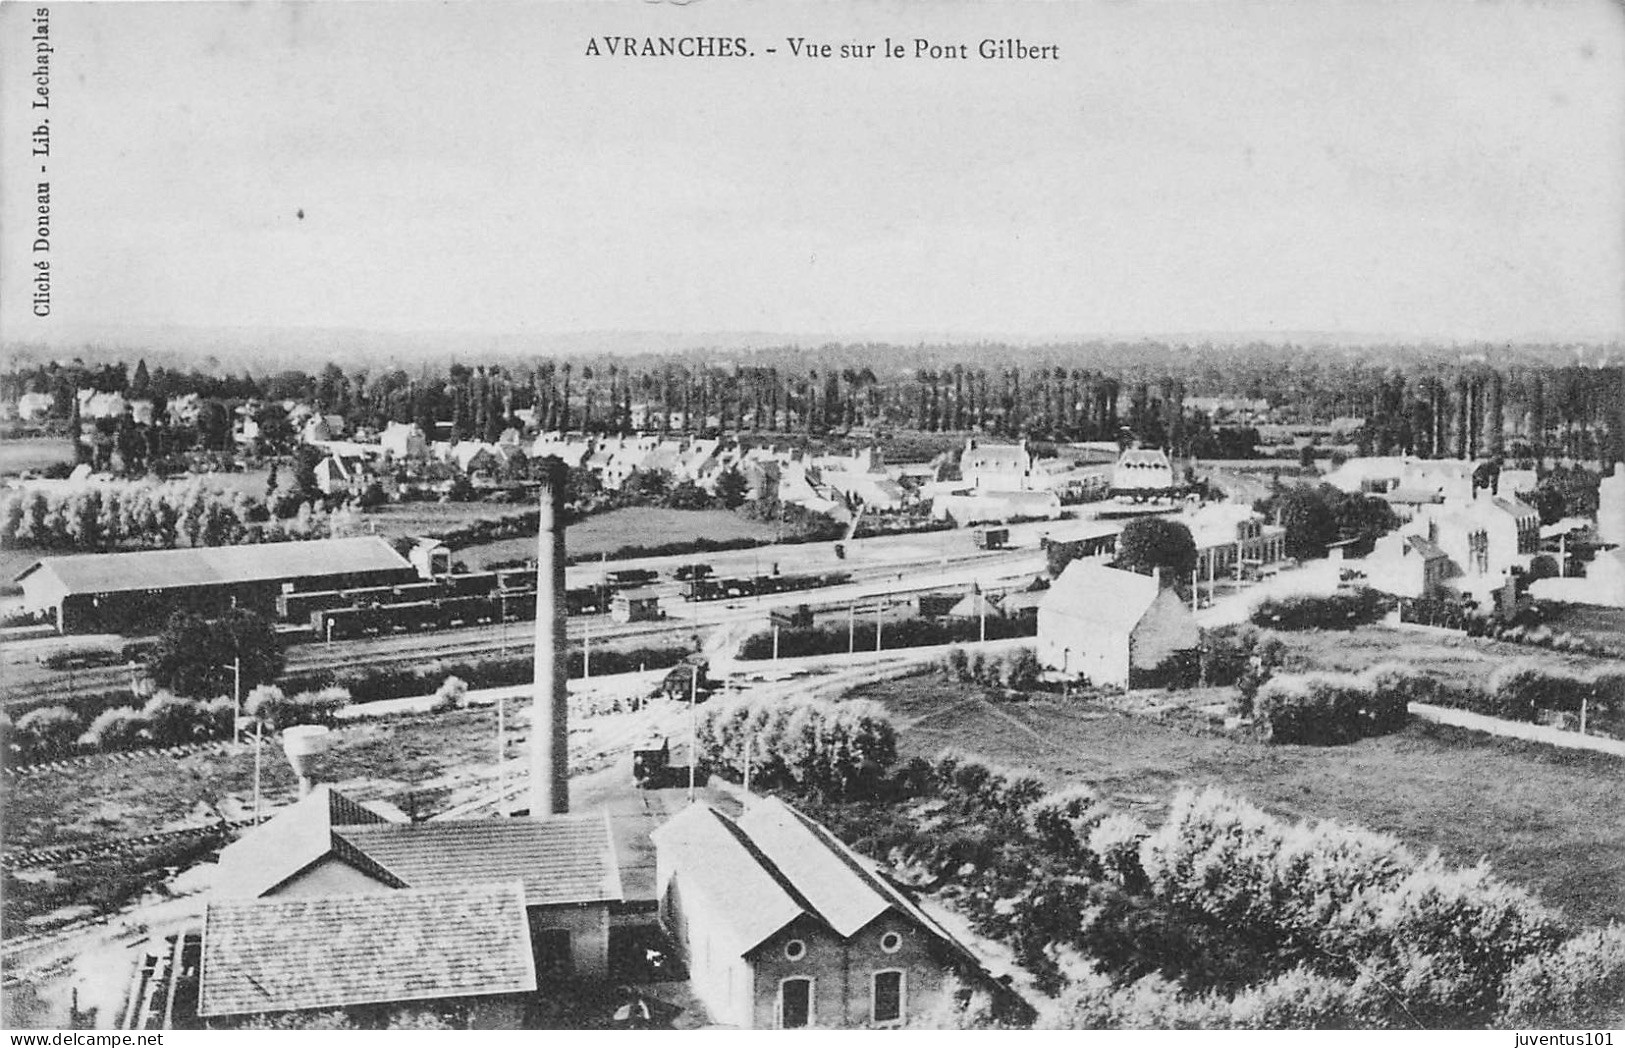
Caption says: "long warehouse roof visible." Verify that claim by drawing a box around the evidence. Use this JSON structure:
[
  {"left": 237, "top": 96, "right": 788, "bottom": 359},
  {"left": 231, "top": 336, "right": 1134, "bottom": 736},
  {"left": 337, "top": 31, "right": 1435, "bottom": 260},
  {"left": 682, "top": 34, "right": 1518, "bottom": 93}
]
[{"left": 14, "top": 536, "right": 412, "bottom": 595}]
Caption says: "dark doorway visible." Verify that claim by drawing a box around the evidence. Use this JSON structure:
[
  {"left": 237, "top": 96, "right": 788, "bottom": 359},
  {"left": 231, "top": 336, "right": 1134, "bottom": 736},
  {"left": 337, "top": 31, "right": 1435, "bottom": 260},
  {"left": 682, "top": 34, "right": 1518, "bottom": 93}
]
[{"left": 780, "top": 977, "right": 811, "bottom": 1029}]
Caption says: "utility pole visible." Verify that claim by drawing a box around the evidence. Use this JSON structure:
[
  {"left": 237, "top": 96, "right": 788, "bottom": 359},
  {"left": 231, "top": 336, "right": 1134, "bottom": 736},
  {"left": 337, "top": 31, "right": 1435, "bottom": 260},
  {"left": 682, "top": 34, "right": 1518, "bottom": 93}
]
[
  {"left": 252, "top": 718, "right": 263, "bottom": 824},
  {"left": 496, "top": 690, "right": 506, "bottom": 809},
  {"left": 583, "top": 618, "right": 591, "bottom": 679},
  {"left": 875, "top": 602, "right": 883, "bottom": 653},
  {"left": 687, "top": 663, "right": 699, "bottom": 803},
  {"left": 772, "top": 624, "right": 780, "bottom": 662},
  {"left": 848, "top": 604, "right": 855, "bottom": 655}
]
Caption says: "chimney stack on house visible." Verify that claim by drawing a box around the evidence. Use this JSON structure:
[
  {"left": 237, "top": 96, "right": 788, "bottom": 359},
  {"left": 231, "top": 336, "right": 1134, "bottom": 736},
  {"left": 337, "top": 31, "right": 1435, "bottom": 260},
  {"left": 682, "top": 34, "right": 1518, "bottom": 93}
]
[{"left": 532, "top": 459, "right": 570, "bottom": 818}]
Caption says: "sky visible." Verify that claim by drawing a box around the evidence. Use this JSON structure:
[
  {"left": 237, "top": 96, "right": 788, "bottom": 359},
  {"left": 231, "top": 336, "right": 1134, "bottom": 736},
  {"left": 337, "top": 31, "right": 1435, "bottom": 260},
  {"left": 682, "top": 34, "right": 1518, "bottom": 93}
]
[{"left": 1, "top": 0, "right": 1621, "bottom": 346}]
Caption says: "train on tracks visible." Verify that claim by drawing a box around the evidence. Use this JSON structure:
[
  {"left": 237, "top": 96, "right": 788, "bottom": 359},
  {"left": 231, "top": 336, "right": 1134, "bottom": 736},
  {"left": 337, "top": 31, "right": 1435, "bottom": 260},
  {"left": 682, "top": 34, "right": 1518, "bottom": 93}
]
[{"left": 275, "top": 559, "right": 855, "bottom": 642}]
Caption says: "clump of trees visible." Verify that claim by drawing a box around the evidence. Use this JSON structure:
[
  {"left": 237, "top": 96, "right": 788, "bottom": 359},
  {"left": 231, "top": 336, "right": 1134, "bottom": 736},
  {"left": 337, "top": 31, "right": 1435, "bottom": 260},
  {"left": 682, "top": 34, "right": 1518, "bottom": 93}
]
[
  {"left": 0, "top": 479, "right": 358, "bottom": 553},
  {"left": 1255, "top": 484, "right": 1398, "bottom": 561},
  {"left": 1114, "top": 517, "right": 1197, "bottom": 579},
  {"left": 940, "top": 646, "right": 1043, "bottom": 691},
  {"left": 695, "top": 695, "right": 898, "bottom": 799},
  {"left": 145, "top": 609, "right": 285, "bottom": 699}
]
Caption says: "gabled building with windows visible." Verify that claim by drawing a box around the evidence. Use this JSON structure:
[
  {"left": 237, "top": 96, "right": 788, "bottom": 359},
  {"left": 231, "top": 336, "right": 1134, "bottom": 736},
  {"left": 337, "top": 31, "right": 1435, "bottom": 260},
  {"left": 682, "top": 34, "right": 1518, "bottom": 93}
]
[{"left": 651, "top": 796, "right": 1000, "bottom": 1029}]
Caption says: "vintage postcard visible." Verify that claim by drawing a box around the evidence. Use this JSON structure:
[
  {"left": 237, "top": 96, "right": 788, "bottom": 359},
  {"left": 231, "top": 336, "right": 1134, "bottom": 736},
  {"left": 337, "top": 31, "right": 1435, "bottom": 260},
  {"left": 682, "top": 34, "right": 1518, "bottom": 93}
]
[{"left": 1, "top": 0, "right": 1621, "bottom": 1036}]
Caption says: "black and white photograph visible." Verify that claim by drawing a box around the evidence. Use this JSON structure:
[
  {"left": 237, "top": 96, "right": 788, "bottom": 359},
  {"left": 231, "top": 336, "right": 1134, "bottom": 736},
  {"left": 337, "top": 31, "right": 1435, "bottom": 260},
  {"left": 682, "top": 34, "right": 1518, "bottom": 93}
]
[{"left": 1, "top": 0, "right": 1622, "bottom": 1035}]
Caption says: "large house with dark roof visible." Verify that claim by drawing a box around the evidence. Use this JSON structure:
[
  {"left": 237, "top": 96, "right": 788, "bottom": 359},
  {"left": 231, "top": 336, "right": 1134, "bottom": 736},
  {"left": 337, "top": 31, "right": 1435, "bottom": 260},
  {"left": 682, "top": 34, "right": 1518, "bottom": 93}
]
[
  {"left": 207, "top": 787, "right": 622, "bottom": 991},
  {"left": 651, "top": 796, "right": 1002, "bottom": 1029},
  {"left": 13, "top": 536, "right": 418, "bottom": 633}
]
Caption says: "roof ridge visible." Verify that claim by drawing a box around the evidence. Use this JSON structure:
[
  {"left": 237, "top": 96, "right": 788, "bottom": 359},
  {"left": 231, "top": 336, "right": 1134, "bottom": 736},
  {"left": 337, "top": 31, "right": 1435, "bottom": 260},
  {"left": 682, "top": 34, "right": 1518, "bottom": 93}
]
[{"left": 707, "top": 807, "right": 829, "bottom": 932}]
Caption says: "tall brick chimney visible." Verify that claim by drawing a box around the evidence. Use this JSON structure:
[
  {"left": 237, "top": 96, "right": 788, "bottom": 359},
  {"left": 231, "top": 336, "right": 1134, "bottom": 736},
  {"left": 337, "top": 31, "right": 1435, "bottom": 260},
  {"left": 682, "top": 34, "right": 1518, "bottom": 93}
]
[{"left": 531, "top": 459, "right": 569, "bottom": 818}]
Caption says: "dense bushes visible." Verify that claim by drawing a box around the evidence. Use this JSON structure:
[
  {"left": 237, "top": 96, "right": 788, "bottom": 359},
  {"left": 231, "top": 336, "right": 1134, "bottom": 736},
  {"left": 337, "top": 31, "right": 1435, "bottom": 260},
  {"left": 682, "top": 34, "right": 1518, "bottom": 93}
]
[
  {"left": 696, "top": 694, "right": 898, "bottom": 798},
  {"left": 739, "top": 615, "right": 1034, "bottom": 660},
  {"left": 1114, "top": 787, "right": 1568, "bottom": 1027},
  {"left": 778, "top": 754, "right": 1598, "bottom": 1028},
  {"left": 14, "top": 706, "right": 83, "bottom": 760},
  {"left": 6, "top": 685, "right": 346, "bottom": 763},
  {"left": 940, "top": 646, "right": 1042, "bottom": 690},
  {"left": 244, "top": 685, "right": 352, "bottom": 730},
  {"left": 1250, "top": 588, "right": 1387, "bottom": 631},
  {"left": 1252, "top": 666, "right": 1413, "bottom": 745},
  {"left": 1498, "top": 925, "right": 1625, "bottom": 1028}
]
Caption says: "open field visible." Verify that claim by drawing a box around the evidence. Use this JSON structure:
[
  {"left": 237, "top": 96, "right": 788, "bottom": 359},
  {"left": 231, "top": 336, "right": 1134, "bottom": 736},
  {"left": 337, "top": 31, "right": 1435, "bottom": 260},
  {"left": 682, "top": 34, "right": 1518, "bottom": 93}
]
[
  {"left": 1267, "top": 622, "right": 1620, "bottom": 685},
  {"left": 463, "top": 506, "right": 782, "bottom": 567},
  {"left": 0, "top": 438, "right": 76, "bottom": 477},
  {"left": 853, "top": 675, "right": 1625, "bottom": 929},
  {"left": 1540, "top": 602, "right": 1625, "bottom": 657},
  {"left": 356, "top": 499, "right": 522, "bottom": 540}
]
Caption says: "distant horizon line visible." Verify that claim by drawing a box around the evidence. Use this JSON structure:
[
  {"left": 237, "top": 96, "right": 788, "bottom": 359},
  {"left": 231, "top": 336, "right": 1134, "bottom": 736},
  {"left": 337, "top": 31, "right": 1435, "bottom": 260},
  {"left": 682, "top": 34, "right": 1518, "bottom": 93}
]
[{"left": 5, "top": 320, "right": 1622, "bottom": 354}]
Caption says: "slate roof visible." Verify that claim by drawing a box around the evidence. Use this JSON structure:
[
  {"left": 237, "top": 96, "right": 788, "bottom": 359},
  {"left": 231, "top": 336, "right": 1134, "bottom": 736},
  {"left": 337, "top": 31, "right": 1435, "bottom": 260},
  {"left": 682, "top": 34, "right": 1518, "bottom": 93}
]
[
  {"left": 213, "top": 786, "right": 398, "bottom": 900},
  {"left": 743, "top": 799, "right": 986, "bottom": 968},
  {"left": 1040, "top": 562, "right": 1164, "bottom": 633},
  {"left": 215, "top": 789, "right": 621, "bottom": 906},
  {"left": 651, "top": 805, "right": 808, "bottom": 953},
  {"left": 653, "top": 797, "right": 983, "bottom": 965},
  {"left": 198, "top": 882, "right": 536, "bottom": 1017},
  {"left": 14, "top": 536, "right": 411, "bottom": 594},
  {"left": 336, "top": 816, "right": 622, "bottom": 906}
]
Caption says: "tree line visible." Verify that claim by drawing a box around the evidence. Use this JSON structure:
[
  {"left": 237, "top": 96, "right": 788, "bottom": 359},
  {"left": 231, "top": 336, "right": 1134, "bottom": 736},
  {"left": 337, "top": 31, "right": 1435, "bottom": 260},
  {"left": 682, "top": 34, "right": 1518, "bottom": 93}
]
[{"left": 6, "top": 344, "right": 1620, "bottom": 465}]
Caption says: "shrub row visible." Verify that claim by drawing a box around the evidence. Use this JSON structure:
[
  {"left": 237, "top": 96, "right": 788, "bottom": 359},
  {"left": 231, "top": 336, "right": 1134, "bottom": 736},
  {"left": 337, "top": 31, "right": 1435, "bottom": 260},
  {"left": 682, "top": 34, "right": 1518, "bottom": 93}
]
[
  {"left": 1252, "top": 664, "right": 1413, "bottom": 745},
  {"left": 739, "top": 614, "right": 1035, "bottom": 660},
  {"left": 243, "top": 685, "right": 353, "bottom": 731},
  {"left": 1394, "top": 661, "right": 1625, "bottom": 739},
  {"left": 939, "top": 646, "right": 1043, "bottom": 690},
  {"left": 1249, "top": 587, "right": 1388, "bottom": 631},
  {"left": 8, "top": 693, "right": 238, "bottom": 764},
  {"left": 279, "top": 645, "right": 693, "bottom": 706},
  {"left": 695, "top": 694, "right": 898, "bottom": 798}
]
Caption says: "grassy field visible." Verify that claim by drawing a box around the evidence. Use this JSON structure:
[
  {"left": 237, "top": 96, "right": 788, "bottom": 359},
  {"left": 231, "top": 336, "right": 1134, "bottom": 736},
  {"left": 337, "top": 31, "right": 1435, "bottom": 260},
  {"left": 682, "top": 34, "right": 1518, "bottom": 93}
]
[
  {"left": 0, "top": 438, "right": 76, "bottom": 477},
  {"left": 1266, "top": 622, "right": 1619, "bottom": 685},
  {"left": 1541, "top": 602, "right": 1625, "bottom": 657},
  {"left": 355, "top": 499, "right": 524, "bottom": 541},
  {"left": 852, "top": 675, "right": 1625, "bottom": 929},
  {"left": 461, "top": 506, "right": 782, "bottom": 567}
]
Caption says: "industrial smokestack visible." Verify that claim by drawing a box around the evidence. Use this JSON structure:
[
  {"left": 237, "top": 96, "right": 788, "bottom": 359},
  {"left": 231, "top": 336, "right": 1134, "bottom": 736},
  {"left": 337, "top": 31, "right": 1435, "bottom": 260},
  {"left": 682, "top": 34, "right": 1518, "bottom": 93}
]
[{"left": 531, "top": 459, "right": 569, "bottom": 818}]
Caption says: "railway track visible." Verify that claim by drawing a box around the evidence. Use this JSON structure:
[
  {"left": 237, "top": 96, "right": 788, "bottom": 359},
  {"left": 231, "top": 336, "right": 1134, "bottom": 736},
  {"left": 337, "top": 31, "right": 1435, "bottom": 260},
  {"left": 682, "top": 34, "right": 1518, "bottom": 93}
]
[
  {"left": 2, "top": 818, "right": 252, "bottom": 871},
  {"left": 0, "top": 545, "right": 1045, "bottom": 708}
]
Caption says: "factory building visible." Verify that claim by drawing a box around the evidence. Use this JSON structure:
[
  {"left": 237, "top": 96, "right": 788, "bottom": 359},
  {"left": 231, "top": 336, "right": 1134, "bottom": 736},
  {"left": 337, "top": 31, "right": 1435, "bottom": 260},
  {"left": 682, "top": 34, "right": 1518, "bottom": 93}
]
[{"left": 13, "top": 536, "right": 418, "bottom": 634}]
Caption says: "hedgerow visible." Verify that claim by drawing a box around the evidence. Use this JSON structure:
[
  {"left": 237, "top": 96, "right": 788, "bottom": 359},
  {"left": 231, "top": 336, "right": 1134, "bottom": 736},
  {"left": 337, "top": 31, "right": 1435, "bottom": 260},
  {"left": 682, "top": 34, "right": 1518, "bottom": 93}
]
[
  {"left": 1249, "top": 588, "right": 1387, "bottom": 631},
  {"left": 739, "top": 615, "right": 1034, "bottom": 660},
  {"left": 1252, "top": 668, "right": 1411, "bottom": 745}
]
